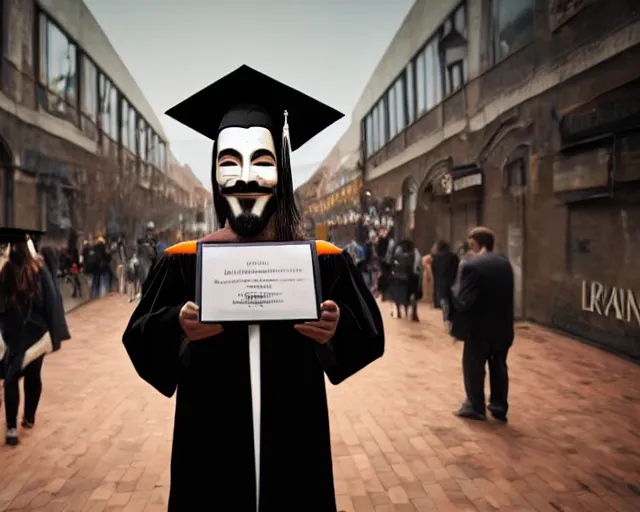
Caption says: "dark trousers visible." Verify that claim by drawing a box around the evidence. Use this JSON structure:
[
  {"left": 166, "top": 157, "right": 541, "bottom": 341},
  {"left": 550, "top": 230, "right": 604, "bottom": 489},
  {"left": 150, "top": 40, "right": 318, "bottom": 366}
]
[
  {"left": 462, "top": 340, "right": 510, "bottom": 415},
  {"left": 71, "top": 274, "right": 82, "bottom": 297},
  {"left": 395, "top": 300, "right": 418, "bottom": 320},
  {"left": 4, "top": 356, "right": 45, "bottom": 429}
]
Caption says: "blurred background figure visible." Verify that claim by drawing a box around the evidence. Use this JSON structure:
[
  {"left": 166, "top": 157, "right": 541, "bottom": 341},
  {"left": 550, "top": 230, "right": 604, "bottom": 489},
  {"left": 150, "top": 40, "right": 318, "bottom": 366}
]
[
  {"left": 375, "top": 227, "right": 395, "bottom": 302},
  {"left": 85, "top": 236, "right": 111, "bottom": 299},
  {"left": 126, "top": 245, "right": 141, "bottom": 302},
  {"left": 390, "top": 239, "right": 422, "bottom": 321},
  {"left": 0, "top": 229, "right": 70, "bottom": 446},
  {"left": 431, "top": 240, "right": 459, "bottom": 321}
]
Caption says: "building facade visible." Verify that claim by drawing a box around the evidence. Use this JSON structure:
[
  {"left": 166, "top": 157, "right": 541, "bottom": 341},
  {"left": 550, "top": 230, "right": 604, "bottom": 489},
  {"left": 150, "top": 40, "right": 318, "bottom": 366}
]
[
  {"left": 0, "top": 0, "right": 203, "bottom": 241},
  {"left": 301, "top": 0, "right": 640, "bottom": 359},
  {"left": 295, "top": 124, "right": 363, "bottom": 246}
]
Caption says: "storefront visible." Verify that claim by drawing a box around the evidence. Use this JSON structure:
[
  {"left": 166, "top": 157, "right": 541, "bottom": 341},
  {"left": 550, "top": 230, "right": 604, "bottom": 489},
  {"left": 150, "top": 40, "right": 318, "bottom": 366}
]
[
  {"left": 551, "top": 79, "right": 640, "bottom": 360},
  {"left": 448, "top": 165, "right": 484, "bottom": 250},
  {"left": 415, "top": 159, "right": 483, "bottom": 254}
]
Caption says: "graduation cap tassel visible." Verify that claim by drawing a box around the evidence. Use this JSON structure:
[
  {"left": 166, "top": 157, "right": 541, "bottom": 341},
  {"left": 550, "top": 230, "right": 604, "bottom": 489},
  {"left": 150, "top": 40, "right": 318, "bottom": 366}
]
[{"left": 281, "top": 110, "right": 292, "bottom": 181}]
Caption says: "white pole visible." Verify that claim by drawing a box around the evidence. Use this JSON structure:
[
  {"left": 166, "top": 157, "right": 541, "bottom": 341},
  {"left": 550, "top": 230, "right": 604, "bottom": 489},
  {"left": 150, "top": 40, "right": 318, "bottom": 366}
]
[{"left": 248, "top": 324, "right": 261, "bottom": 511}]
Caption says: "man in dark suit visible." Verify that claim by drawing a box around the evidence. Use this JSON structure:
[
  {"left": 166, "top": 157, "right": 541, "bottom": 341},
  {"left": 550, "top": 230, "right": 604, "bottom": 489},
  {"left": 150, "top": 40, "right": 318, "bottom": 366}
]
[{"left": 451, "top": 227, "right": 514, "bottom": 422}]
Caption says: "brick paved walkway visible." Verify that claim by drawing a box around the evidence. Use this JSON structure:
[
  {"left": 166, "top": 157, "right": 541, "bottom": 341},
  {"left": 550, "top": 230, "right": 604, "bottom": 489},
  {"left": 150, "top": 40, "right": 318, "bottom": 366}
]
[{"left": 1, "top": 295, "right": 639, "bottom": 511}]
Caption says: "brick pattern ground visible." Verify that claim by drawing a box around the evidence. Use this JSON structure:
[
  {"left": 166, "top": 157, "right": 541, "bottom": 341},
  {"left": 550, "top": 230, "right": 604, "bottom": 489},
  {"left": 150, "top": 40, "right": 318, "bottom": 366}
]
[{"left": 0, "top": 295, "right": 639, "bottom": 511}]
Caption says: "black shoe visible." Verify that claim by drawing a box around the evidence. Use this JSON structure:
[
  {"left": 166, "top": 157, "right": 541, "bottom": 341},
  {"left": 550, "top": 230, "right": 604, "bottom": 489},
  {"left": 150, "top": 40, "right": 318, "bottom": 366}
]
[
  {"left": 5, "top": 428, "right": 19, "bottom": 446},
  {"left": 21, "top": 418, "right": 34, "bottom": 429},
  {"left": 454, "top": 405, "right": 487, "bottom": 421},
  {"left": 488, "top": 406, "right": 508, "bottom": 423}
]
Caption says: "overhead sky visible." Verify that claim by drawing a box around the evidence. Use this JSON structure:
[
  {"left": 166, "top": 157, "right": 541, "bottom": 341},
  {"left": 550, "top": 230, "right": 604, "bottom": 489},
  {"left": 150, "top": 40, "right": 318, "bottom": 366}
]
[{"left": 84, "top": 0, "right": 413, "bottom": 190}]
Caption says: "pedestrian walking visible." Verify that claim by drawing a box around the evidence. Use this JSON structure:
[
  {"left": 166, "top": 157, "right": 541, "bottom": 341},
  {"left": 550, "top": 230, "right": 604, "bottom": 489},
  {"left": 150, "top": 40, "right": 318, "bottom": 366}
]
[
  {"left": 431, "top": 240, "right": 459, "bottom": 320},
  {"left": 85, "top": 237, "right": 110, "bottom": 299},
  {"left": 126, "top": 249, "right": 140, "bottom": 302},
  {"left": 450, "top": 227, "right": 514, "bottom": 422},
  {"left": 0, "top": 228, "right": 70, "bottom": 446},
  {"left": 389, "top": 239, "right": 422, "bottom": 321},
  {"left": 67, "top": 230, "right": 82, "bottom": 298}
]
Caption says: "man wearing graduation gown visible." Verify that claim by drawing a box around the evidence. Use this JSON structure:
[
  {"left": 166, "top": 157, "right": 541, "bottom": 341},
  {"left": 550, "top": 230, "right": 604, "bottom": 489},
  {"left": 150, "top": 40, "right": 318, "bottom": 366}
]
[{"left": 122, "top": 65, "right": 385, "bottom": 511}]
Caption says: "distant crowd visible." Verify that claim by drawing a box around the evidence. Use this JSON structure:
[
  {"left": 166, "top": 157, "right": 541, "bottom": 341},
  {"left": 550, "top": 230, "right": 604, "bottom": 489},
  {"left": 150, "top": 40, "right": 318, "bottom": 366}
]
[
  {"left": 42, "top": 231, "right": 172, "bottom": 303},
  {"left": 341, "top": 227, "right": 472, "bottom": 323}
]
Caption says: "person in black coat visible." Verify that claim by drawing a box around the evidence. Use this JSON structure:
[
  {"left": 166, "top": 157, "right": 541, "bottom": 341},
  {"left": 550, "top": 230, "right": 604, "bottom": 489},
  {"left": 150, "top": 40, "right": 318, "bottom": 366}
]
[
  {"left": 431, "top": 241, "right": 459, "bottom": 318},
  {"left": 450, "top": 227, "right": 514, "bottom": 422}
]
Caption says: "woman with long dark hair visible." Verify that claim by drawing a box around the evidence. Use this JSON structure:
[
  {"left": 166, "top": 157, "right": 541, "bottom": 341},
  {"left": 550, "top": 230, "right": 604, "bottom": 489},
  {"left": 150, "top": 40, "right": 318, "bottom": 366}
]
[{"left": 0, "top": 229, "right": 70, "bottom": 446}]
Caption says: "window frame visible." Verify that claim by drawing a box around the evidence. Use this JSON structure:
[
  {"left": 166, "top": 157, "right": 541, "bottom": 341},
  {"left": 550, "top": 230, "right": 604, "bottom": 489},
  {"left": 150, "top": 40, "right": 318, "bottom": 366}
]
[
  {"left": 98, "top": 72, "right": 120, "bottom": 141},
  {"left": 38, "top": 13, "right": 80, "bottom": 116},
  {"left": 489, "top": 0, "right": 535, "bottom": 65},
  {"left": 80, "top": 54, "right": 98, "bottom": 122},
  {"left": 121, "top": 97, "right": 131, "bottom": 150}
]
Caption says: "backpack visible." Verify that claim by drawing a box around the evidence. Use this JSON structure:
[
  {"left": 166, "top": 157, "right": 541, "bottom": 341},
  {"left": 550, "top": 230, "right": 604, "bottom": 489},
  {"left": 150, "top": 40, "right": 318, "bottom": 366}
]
[{"left": 392, "top": 249, "right": 415, "bottom": 281}]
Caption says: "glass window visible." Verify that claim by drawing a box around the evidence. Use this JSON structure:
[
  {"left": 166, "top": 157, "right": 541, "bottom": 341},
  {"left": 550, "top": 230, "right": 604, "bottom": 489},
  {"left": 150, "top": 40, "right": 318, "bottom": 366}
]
[
  {"left": 449, "top": 62, "right": 464, "bottom": 92},
  {"left": 98, "top": 75, "right": 108, "bottom": 131},
  {"left": 372, "top": 107, "right": 379, "bottom": 152},
  {"left": 147, "top": 128, "right": 154, "bottom": 163},
  {"left": 425, "top": 41, "right": 442, "bottom": 109},
  {"left": 365, "top": 114, "right": 373, "bottom": 157},
  {"left": 493, "top": 0, "right": 534, "bottom": 61},
  {"left": 99, "top": 75, "right": 118, "bottom": 139},
  {"left": 151, "top": 133, "right": 159, "bottom": 167},
  {"left": 158, "top": 141, "right": 166, "bottom": 170},
  {"left": 121, "top": 100, "right": 130, "bottom": 149},
  {"left": 129, "top": 108, "right": 137, "bottom": 152},
  {"left": 81, "top": 56, "right": 97, "bottom": 121},
  {"left": 415, "top": 50, "right": 426, "bottom": 115},
  {"left": 109, "top": 86, "right": 118, "bottom": 139},
  {"left": 454, "top": 4, "right": 467, "bottom": 36},
  {"left": 406, "top": 63, "right": 415, "bottom": 125},
  {"left": 139, "top": 120, "right": 147, "bottom": 160},
  {"left": 377, "top": 101, "right": 386, "bottom": 149},
  {"left": 395, "top": 77, "right": 405, "bottom": 133},
  {"left": 42, "top": 18, "right": 77, "bottom": 108},
  {"left": 388, "top": 87, "right": 397, "bottom": 139}
]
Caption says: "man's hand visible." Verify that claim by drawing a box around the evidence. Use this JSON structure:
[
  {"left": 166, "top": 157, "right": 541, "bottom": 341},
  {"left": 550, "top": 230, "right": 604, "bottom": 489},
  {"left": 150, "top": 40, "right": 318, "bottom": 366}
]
[
  {"left": 179, "top": 301, "right": 224, "bottom": 341},
  {"left": 294, "top": 300, "right": 340, "bottom": 345}
]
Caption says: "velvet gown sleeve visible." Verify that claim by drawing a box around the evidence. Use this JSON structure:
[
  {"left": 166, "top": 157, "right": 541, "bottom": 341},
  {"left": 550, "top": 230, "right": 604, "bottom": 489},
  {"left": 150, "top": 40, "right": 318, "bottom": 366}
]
[
  {"left": 315, "top": 251, "right": 385, "bottom": 385},
  {"left": 122, "top": 254, "right": 191, "bottom": 398}
]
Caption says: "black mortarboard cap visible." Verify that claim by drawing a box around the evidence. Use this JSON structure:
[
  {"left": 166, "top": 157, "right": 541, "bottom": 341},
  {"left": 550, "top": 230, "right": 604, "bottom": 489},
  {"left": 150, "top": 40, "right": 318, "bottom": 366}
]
[
  {"left": 0, "top": 227, "right": 44, "bottom": 244},
  {"left": 165, "top": 65, "right": 344, "bottom": 152}
]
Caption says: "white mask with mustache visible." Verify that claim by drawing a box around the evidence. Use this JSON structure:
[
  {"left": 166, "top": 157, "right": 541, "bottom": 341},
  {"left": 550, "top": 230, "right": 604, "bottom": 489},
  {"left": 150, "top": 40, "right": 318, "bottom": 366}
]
[{"left": 216, "top": 126, "right": 278, "bottom": 223}]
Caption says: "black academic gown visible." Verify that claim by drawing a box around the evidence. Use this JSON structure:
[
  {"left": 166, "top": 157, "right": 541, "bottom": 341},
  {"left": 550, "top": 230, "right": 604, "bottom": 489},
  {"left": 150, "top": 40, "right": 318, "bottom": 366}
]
[{"left": 122, "top": 237, "right": 384, "bottom": 511}]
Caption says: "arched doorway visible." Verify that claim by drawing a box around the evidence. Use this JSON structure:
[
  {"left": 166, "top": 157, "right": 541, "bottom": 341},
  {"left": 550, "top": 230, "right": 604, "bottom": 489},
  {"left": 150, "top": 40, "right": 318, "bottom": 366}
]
[
  {"left": 415, "top": 159, "right": 453, "bottom": 254},
  {"left": 0, "top": 137, "right": 14, "bottom": 226}
]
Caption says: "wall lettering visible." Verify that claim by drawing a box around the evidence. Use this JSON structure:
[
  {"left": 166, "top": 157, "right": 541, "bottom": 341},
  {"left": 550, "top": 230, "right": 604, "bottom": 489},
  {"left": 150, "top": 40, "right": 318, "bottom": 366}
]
[{"left": 581, "top": 280, "right": 640, "bottom": 325}]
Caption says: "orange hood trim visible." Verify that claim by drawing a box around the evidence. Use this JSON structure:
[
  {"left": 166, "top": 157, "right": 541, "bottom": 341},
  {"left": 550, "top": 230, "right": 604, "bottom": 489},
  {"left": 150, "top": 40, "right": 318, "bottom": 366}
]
[{"left": 165, "top": 239, "right": 342, "bottom": 256}]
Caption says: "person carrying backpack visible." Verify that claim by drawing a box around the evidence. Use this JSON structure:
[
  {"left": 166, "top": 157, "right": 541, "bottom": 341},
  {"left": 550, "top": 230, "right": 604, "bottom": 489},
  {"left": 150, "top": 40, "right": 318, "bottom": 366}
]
[{"left": 390, "top": 239, "right": 422, "bottom": 321}]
